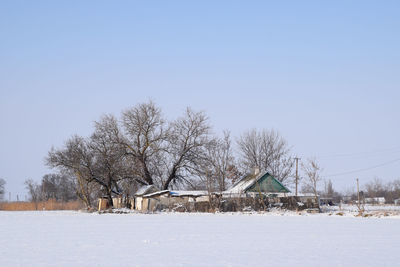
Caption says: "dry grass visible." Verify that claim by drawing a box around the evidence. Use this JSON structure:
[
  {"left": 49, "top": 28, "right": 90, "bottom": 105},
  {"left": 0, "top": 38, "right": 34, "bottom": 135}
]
[{"left": 0, "top": 199, "right": 85, "bottom": 211}]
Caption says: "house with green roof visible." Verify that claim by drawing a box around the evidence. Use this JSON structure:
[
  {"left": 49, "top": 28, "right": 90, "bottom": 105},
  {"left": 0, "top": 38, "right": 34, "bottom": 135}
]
[{"left": 224, "top": 170, "right": 290, "bottom": 195}]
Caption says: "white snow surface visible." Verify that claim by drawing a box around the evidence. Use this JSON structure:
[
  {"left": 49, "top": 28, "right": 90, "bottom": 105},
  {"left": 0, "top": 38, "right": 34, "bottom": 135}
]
[
  {"left": 135, "top": 185, "right": 157, "bottom": 196},
  {"left": 1, "top": 211, "right": 399, "bottom": 266},
  {"left": 169, "top": 190, "right": 208, "bottom": 196}
]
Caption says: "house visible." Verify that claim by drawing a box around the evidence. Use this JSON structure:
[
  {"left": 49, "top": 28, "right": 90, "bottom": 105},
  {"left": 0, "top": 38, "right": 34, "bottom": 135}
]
[
  {"left": 222, "top": 170, "right": 319, "bottom": 210},
  {"left": 224, "top": 170, "right": 290, "bottom": 196},
  {"left": 364, "top": 197, "right": 386, "bottom": 205}
]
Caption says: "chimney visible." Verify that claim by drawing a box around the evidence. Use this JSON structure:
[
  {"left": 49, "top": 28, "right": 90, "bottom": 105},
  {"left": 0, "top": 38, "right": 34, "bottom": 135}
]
[{"left": 253, "top": 167, "right": 260, "bottom": 176}]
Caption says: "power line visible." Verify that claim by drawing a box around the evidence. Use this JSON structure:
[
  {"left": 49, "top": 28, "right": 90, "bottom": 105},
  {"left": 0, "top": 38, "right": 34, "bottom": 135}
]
[
  {"left": 324, "top": 158, "right": 400, "bottom": 177},
  {"left": 318, "top": 146, "right": 400, "bottom": 160}
]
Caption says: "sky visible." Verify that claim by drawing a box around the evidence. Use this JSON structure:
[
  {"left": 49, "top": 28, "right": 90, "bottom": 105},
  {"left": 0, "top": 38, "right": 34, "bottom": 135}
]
[{"left": 1, "top": 1, "right": 400, "bottom": 200}]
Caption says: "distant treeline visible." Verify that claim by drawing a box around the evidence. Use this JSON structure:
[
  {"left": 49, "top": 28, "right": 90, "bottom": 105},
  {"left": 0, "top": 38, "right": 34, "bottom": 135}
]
[
  {"left": 24, "top": 173, "right": 77, "bottom": 203},
  {"left": 315, "top": 178, "right": 400, "bottom": 204},
  {"left": 360, "top": 178, "right": 400, "bottom": 203}
]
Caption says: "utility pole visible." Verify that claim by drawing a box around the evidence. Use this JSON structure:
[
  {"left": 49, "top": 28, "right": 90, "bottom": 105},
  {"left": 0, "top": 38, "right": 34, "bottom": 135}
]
[
  {"left": 356, "top": 178, "right": 364, "bottom": 214},
  {"left": 356, "top": 178, "right": 360, "bottom": 206},
  {"left": 294, "top": 157, "right": 300, "bottom": 196}
]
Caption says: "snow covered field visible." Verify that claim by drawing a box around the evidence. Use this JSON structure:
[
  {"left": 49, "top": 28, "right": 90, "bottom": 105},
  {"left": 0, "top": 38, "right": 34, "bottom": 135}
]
[
  {"left": 321, "top": 204, "right": 400, "bottom": 216},
  {"left": 1, "top": 211, "right": 399, "bottom": 267}
]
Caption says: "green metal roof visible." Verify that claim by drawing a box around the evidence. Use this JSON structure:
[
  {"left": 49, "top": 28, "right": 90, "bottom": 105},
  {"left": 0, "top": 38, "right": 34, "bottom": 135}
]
[
  {"left": 246, "top": 172, "right": 290, "bottom": 193},
  {"left": 225, "top": 171, "right": 291, "bottom": 194}
]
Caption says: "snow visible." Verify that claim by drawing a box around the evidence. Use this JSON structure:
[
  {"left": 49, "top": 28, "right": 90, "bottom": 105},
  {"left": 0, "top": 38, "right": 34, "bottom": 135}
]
[
  {"left": 143, "top": 189, "right": 170, "bottom": 197},
  {"left": 141, "top": 190, "right": 208, "bottom": 198},
  {"left": 0, "top": 211, "right": 399, "bottom": 266},
  {"left": 322, "top": 204, "right": 400, "bottom": 214},
  {"left": 169, "top": 190, "right": 208, "bottom": 197},
  {"left": 135, "top": 185, "right": 156, "bottom": 196},
  {"left": 224, "top": 174, "right": 258, "bottom": 194}
]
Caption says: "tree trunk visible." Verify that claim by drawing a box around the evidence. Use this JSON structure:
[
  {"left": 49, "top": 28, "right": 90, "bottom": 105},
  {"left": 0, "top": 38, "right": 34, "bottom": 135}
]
[
  {"left": 107, "top": 190, "right": 113, "bottom": 208},
  {"left": 140, "top": 156, "right": 154, "bottom": 185},
  {"left": 107, "top": 177, "right": 114, "bottom": 208},
  {"left": 163, "top": 168, "right": 176, "bottom": 190}
]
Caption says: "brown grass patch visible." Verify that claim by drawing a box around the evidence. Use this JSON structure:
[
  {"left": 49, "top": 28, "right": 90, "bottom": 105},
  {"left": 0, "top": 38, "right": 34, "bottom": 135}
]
[{"left": 0, "top": 199, "right": 85, "bottom": 211}]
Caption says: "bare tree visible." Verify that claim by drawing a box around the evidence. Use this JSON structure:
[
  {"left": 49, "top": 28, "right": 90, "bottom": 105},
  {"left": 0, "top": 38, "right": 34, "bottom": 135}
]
[
  {"left": 300, "top": 183, "right": 314, "bottom": 194},
  {"left": 301, "top": 158, "right": 322, "bottom": 201},
  {"left": 364, "top": 177, "right": 400, "bottom": 203},
  {"left": 46, "top": 135, "right": 98, "bottom": 208},
  {"left": 201, "top": 131, "right": 238, "bottom": 192},
  {"left": 162, "top": 108, "right": 212, "bottom": 189},
  {"left": 392, "top": 179, "right": 400, "bottom": 202},
  {"left": 24, "top": 179, "right": 41, "bottom": 209},
  {"left": 41, "top": 173, "right": 76, "bottom": 202},
  {"left": 364, "top": 177, "right": 385, "bottom": 199},
  {"left": 121, "top": 101, "right": 166, "bottom": 186},
  {"left": 321, "top": 179, "right": 341, "bottom": 203},
  {"left": 237, "top": 129, "right": 294, "bottom": 184},
  {"left": 88, "top": 114, "right": 132, "bottom": 206},
  {"left": 0, "top": 178, "right": 5, "bottom": 201},
  {"left": 321, "top": 179, "right": 335, "bottom": 198}
]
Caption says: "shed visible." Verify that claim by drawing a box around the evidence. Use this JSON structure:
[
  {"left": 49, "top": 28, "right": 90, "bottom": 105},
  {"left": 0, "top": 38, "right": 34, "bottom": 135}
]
[
  {"left": 98, "top": 197, "right": 110, "bottom": 211},
  {"left": 133, "top": 185, "right": 159, "bottom": 210},
  {"left": 142, "top": 190, "right": 170, "bottom": 211}
]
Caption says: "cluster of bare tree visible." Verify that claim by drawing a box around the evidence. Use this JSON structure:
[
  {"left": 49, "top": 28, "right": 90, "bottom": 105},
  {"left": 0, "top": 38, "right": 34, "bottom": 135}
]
[
  {"left": 24, "top": 173, "right": 77, "bottom": 203},
  {"left": 237, "top": 129, "right": 294, "bottom": 184},
  {"left": 300, "top": 167, "right": 400, "bottom": 204},
  {"left": 300, "top": 158, "right": 323, "bottom": 200},
  {"left": 0, "top": 178, "right": 5, "bottom": 201},
  {"left": 364, "top": 178, "right": 400, "bottom": 203},
  {"left": 46, "top": 101, "right": 295, "bottom": 208}
]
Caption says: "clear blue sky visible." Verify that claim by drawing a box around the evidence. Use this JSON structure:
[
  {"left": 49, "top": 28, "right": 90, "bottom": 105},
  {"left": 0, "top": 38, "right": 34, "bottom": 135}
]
[{"left": 1, "top": 1, "right": 400, "bottom": 199}]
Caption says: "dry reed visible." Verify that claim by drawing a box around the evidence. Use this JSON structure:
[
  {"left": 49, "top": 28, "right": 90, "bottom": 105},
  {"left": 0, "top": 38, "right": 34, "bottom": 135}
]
[{"left": 0, "top": 199, "right": 85, "bottom": 211}]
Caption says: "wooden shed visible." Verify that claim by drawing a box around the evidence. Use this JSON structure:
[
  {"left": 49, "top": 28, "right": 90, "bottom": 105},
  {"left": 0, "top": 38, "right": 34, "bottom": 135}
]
[
  {"left": 98, "top": 197, "right": 110, "bottom": 211},
  {"left": 141, "top": 190, "right": 170, "bottom": 212},
  {"left": 133, "top": 185, "right": 159, "bottom": 211}
]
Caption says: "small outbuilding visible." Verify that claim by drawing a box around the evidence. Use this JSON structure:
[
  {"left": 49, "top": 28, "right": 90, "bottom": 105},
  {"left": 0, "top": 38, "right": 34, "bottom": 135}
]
[{"left": 134, "top": 185, "right": 159, "bottom": 211}]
